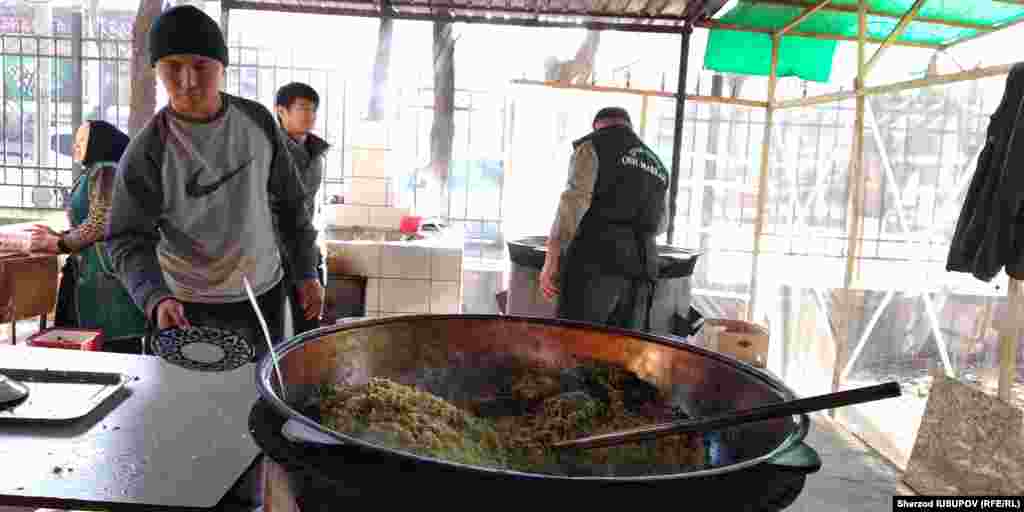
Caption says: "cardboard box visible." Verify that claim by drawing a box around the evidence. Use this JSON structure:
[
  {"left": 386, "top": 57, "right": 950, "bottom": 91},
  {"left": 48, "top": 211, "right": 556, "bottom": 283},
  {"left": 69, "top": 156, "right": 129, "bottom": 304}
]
[
  {"left": 700, "top": 318, "right": 769, "bottom": 368},
  {"left": 351, "top": 147, "right": 389, "bottom": 178}
]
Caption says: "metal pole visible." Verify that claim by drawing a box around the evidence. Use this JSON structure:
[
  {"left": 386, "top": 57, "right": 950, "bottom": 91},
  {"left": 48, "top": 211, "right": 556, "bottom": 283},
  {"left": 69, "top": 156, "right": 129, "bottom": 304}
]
[
  {"left": 999, "top": 279, "right": 1021, "bottom": 403},
  {"left": 32, "top": 2, "right": 52, "bottom": 209},
  {"left": 665, "top": 25, "right": 693, "bottom": 246},
  {"left": 832, "top": 0, "right": 869, "bottom": 403},
  {"left": 747, "top": 34, "right": 780, "bottom": 323},
  {"left": 71, "top": 9, "right": 83, "bottom": 182}
]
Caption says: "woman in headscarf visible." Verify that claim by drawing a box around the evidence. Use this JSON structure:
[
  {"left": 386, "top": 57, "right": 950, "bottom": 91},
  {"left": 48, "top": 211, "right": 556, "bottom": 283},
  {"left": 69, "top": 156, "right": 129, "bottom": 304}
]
[{"left": 27, "top": 120, "right": 147, "bottom": 353}]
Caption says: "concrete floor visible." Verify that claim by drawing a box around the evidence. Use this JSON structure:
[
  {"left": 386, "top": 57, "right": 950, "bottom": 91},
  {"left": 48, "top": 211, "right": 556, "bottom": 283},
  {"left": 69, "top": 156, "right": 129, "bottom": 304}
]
[
  {"left": 790, "top": 413, "right": 915, "bottom": 512},
  {"left": 1, "top": 413, "right": 910, "bottom": 512}
]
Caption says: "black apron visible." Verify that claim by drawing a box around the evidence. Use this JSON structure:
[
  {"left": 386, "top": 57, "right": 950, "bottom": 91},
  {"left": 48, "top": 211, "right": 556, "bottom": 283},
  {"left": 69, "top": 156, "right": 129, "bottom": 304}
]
[{"left": 54, "top": 256, "right": 78, "bottom": 328}]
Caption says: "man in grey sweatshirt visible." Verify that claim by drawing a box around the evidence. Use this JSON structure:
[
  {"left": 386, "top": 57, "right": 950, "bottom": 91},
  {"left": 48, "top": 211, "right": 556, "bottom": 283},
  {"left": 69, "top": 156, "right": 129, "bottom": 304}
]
[{"left": 105, "top": 5, "right": 323, "bottom": 357}]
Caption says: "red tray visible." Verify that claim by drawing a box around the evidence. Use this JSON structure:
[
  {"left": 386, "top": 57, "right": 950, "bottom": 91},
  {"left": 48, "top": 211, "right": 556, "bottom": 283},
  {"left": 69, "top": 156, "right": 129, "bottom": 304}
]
[{"left": 26, "top": 327, "right": 104, "bottom": 351}]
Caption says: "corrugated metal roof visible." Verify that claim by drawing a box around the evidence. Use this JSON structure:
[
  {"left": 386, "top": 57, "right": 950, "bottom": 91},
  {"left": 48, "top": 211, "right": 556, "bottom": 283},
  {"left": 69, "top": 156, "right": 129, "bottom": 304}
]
[{"left": 222, "top": 0, "right": 709, "bottom": 33}]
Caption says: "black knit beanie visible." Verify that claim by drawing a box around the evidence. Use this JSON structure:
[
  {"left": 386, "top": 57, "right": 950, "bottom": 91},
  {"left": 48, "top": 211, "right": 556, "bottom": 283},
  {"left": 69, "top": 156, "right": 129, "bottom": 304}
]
[{"left": 148, "top": 5, "right": 229, "bottom": 67}]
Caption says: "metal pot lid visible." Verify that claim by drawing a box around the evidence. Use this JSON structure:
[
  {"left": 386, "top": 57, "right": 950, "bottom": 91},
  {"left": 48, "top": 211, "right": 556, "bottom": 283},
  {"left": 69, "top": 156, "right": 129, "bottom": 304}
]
[
  {"left": 151, "top": 326, "right": 253, "bottom": 372},
  {"left": 0, "top": 372, "right": 29, "bottom": 407}
]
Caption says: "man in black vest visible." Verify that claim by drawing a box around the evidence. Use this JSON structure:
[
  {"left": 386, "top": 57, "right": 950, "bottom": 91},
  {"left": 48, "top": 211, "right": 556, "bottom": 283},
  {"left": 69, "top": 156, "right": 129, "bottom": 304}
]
[{"left": 539, "top": 107, "right": 670, "bottom": 330}]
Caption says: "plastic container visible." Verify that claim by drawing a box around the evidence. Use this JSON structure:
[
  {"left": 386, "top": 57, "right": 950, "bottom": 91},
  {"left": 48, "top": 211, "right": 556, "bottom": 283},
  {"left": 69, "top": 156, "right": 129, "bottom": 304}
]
[
  {"left": 698, "top": 319, "right": 769, "bottom": 369},
  {"left": 26, "top": 328, "right": 104, "bottom": 351}
]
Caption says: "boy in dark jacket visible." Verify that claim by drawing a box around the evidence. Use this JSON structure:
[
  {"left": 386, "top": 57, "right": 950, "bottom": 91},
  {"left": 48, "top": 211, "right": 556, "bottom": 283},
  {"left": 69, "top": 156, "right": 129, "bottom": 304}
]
[{"left": 275, "top": 82, "right": 330, "bottom": 334}]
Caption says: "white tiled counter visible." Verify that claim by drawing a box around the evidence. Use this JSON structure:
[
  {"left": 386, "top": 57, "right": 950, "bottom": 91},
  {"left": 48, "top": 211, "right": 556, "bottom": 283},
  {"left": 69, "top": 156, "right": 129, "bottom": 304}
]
[
  {"left": 325, "top": 229, "right": 464, "bottom": 318},
  {"left": 321, "top": 136, "right": 465, "bottom": 318}
]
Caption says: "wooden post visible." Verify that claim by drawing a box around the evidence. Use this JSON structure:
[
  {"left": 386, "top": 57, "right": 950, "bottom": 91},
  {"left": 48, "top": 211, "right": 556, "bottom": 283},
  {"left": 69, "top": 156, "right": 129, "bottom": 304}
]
[
  {"left": 639, "top": 94, "right": 650, "bottom": 139},
  {"left": 508, "top": 79, "right": 769, "bottom": 108},
  {"left": 775, "top": 63, "right": 1014, "bottom": 110},
  {"left": 861, "top": 0, "right": 926, "bottom": 78},
  {"left": 747, "top": 33, "right": 780, "bottom": 323},
  {"left": 833, "top": 0, "right": 868, "bottom": 403},
  {"left": 778, "top": 0, "right": 832, "bottom": 36},
  {"left": 999, "top": 278, "right": 1022, "bottom": 403},
  {"left": 746, "top": 0, "right": 841, "bottom": 323}
]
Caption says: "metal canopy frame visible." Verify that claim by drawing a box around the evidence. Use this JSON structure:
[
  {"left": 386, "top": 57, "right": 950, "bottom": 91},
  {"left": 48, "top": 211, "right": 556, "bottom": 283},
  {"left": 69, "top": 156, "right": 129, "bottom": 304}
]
[
  {"left": 222, "top": 0, "right": 1019, "bottom": 46},
  {"left": 506, "top": 1, "right": 1021, "bottom": 407},
  {"left": 220, "top": 0, "right": 1022, "bottom": 405},
  {"left": 222, "top": 0, "right": 713, "bottom": 34}
]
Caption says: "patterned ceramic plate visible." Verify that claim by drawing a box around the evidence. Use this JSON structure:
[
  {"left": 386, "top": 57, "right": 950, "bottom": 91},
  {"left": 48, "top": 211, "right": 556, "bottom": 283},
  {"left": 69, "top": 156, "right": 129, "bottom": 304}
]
[{"left": 150, "top": 326, "right": 254, "bottom": 372}]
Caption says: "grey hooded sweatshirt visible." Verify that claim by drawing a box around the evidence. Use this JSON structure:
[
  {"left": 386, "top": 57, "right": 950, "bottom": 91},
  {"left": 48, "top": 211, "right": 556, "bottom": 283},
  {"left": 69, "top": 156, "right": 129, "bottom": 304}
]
[{"left": 105, "top": 92, "right": 319, "bottom": 320}]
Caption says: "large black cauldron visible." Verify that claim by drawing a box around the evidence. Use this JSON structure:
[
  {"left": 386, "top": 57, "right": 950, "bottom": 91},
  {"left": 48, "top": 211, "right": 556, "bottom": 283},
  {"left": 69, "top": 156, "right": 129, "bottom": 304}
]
[{"left": 250, "top": 315, "right": 821, "bottom": 510}]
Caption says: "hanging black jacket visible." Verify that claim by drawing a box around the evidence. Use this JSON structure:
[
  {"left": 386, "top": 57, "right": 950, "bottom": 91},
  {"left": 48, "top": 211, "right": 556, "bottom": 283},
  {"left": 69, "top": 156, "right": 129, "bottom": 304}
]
[
  {"left": 566, "top": 125, "right": 670, "bottom": 280},
  {"left": 947, "top": 62, "right": 1024, "bottom": 282}
]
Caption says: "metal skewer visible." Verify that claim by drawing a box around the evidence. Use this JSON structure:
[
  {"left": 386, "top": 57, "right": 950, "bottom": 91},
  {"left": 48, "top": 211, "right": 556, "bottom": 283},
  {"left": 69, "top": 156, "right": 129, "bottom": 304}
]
[{"left": 242, "top": 275, "right": 287, "bottom": 401}]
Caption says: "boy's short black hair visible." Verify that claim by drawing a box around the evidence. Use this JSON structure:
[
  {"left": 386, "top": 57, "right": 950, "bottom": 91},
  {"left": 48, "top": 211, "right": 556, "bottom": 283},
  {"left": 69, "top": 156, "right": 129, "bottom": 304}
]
[{"left": 275, "top": 82, "right": 319, "bottom": 109}]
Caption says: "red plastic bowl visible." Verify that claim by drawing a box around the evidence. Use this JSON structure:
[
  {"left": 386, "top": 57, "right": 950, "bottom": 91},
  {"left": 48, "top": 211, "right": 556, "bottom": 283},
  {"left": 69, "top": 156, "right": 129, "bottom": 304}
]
[{"left": 400, "top": 215, "right": 423, "bottom": 234}]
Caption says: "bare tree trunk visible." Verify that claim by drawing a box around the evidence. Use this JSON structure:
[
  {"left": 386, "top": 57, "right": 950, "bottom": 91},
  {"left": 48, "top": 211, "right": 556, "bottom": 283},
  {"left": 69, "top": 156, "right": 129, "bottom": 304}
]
[
  {"left": 430, "top": 21, "right": 456, "bottom": 218},
  {"left": 87, "top": 0, "right": 100, "bottom": 37},
  {"left": 727, "top": 73, "right": 747, "bottom": 99},
  {"left": 725, "top": 73, "right": 748, "bottom": 157},
  {"left": 128, "top": 0, "right": 162, "bottom": 136},
  {"left": 367, "top": 17, "right": 394, "bottom": 122},
  {"left": 546, "top": 30, "right": 602, "bottom": 85},
  {"left": 571, "top": 30, "right": 601, "bottom": 83}
]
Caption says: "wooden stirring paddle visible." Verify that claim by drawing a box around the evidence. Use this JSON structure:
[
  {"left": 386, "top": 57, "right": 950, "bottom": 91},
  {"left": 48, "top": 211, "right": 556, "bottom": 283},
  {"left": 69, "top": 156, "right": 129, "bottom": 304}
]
[{"left": 552, "top": 381, "right": 901, "bottom": 451}]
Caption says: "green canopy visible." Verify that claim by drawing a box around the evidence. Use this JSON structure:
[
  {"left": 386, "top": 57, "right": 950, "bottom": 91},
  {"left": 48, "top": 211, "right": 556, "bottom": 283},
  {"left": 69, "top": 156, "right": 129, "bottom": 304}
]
[{"left": 704, "top": 0, "right": 1024, "bottom": 83}]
